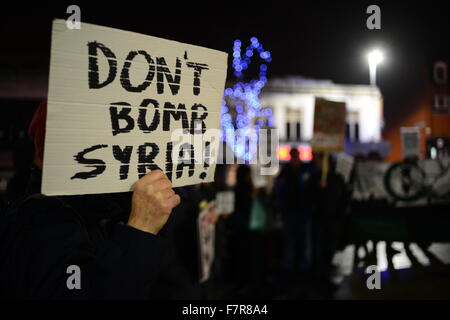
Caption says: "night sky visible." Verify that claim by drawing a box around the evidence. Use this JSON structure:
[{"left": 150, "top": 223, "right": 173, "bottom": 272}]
[{"left": 1, "top": 1, "right": 450, "bottom": 125}]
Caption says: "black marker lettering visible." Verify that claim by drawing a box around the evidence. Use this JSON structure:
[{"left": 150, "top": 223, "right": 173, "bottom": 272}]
[
  {"left": 137, "top": 99, "right": 160, "bottom": 133},
  {"left": 109, "top": 102, "right": 134, "bottom": 136},
  {"left": 176, "top": 143, "right": 195, "bottom": 178},
  {"left": 120, "top": 50, "right": 155, "bottom": 93},
  {"left": 165, "top": 141, "right": 173, "bottom": 181},
  {"left": 163, "top": 102, "right": 189, "bottom": 132},
  {"left": 190, "top": 103, "right": 208, "bottom": 134},
  {"left": 199, "top": 141, "right": 211, "bottom": 180},
  {"left": 137, "top": 143, "right": 161, "bottom": 179},
  {"left": 186, "top": 61, "right": 209, "bottom": 96},
  {"left": 112, "top": 145, "right": 133, "bottom": 180},
  {"left": 156, "top": 57, "right": 182, "bottom": 95},
  {"left": 88, "top": 41, "right": 117, "bottom": 89},
  {"left": 71, "top": 144, "right": 108, "bottom": 180}
]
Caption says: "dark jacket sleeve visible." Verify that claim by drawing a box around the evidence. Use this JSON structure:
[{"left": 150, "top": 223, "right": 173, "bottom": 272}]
[{"left": 2, "top": 197, "right": 167, "bottom": 299}]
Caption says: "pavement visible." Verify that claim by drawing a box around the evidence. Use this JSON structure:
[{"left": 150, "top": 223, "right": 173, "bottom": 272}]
[{"left": 333, "top": 242, "right": 450, "bottom": 299}]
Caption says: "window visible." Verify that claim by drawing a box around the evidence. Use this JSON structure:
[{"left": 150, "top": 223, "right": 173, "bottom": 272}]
[
  {"left": 285, "top": 108, "right": 302, "bottom": 141},
  {"left": 296, "top": 122, "right": 301, "bottom": 141},
  {"left": 433, "top": 94, "right": 449, "bottom": 114},
  {"left": 286, "top": 122, "right": 291, "bottom": 141},
  {"left": 433, "top": 61, "right": 448, "bottom": 85},
  {"left": 345, "top": 112, "right": 360, "bottom": 142}
]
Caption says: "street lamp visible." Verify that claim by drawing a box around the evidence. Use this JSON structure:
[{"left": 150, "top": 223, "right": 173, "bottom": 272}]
[{"left": 368, "top": 49, "right": 383, "bottom": 86}]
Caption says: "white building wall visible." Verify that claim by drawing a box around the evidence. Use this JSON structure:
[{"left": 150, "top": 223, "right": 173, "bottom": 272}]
[{"left": 260, "top": 77, "right": 383, "bottom": 143}]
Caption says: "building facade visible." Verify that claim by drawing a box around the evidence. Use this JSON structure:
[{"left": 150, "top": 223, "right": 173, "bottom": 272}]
[
  {"left": 383, "top": 61, "right": 450, "bottom": 162},
  {"left": 259, "top": 76, "right": 385, "bottom": 157}
]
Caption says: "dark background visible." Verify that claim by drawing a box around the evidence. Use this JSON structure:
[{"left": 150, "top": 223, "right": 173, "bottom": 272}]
[{"left": 1, "top": 1, "right": 449, "bottom": 126}]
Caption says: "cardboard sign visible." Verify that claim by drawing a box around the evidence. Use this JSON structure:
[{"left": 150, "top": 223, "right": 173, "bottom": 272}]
[
  {"left": 42, "top": 20, "right": 228, "bottom": 195},
  {"left": 215, "top": 191, "right": 234, "bottom": 215},
  {"left": 335, "top": 152, "right": 354, "bottom": 183},
  {"left": 197, "top": 201, "right": 216, "bottom": 283},
  {"left": 400, "top": 127, "right": 420, "bottom": 159},
  {"left": 311, "top": 98, "right": 346, "bottom": 152}
]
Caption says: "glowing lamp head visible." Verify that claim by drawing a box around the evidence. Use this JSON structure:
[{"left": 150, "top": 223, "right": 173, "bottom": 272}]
[{"left": 368, "top": 49, "right": 383, "bottom": 66}]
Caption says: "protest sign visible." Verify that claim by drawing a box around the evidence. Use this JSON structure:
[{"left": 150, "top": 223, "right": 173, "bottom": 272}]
[
  {"left": 335, "top": 152, "right": 354, "bottom": 183},
  {"left": 311, "top": 98, "right": 346, "bottom": 152},
  {"left": 215, "top": 191, "right": 234, "bottom": 215},
  {"left": 197, "top": 201, "right": 216, "bottom": 283},
  {"left": 311, "top": 98, "right": 346, "bottom": 186},
  {"left": 42, "top": 20, "right": 228, "bottom": 195},
  {"left": 400, "top": 127, "right": 420, "bottom": 159}
]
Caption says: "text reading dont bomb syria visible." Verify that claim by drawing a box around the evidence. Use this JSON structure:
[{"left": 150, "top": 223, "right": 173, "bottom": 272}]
[{"left": 72, "top": 41, "right": 215, "bottom": 183}]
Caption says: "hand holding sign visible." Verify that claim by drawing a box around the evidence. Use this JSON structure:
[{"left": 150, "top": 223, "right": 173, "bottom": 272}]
[{"left": 127, "top": 170, "right": 180, "bottom": 235}]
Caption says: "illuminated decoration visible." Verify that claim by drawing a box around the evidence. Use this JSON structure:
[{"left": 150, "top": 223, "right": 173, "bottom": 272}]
[
  {"left": 221, "top": 37, "right": 273, "bottom": 161},
  {"left": 277, "top": 145, "right": 313, "bottom": 162}
]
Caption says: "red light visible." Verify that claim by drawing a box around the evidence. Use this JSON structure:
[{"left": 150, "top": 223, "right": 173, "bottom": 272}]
[
  {"left": 278, "top": 145, "right": 313, "bottom": 161},
  {"left": 298, "top": 146, "right": 313, "bottom": 161}
]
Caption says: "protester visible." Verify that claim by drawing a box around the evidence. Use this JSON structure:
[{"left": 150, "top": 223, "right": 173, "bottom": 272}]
[
  {"left": 274, "top": 148, "right": 316, "bottom": 275},
  {"left": 248, "top": 185, "right": 269, "bottom": 297},
  {"left": 226, "top": 165, "right": 253, "bottom": 293},
  {"left": 311, "top": 153, "right": 349, "bottom": 297},
  {"left": 156, "top": 182, "right": 218, "bottom": 299},
  {"left": 5, "top": 139, "right": 33, "bottom": 204},
  {"left": 0, "top": 101, "right": 181, "bottom": 299}
]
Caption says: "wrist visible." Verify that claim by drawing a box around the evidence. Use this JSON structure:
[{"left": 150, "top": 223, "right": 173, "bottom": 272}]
[{"left": 127, "top": 215, "right": 159, "bottom": 235}]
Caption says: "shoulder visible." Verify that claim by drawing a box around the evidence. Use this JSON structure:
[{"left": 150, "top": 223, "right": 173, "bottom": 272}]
[{"left": 4, "top": 195, "right": 85, "bottom": 233}]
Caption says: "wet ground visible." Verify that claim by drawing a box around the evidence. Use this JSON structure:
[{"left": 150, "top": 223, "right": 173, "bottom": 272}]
[
  {"left": 210, "top": 241, "right": 450, "bottom": 300},
  {"left": 333, "top": 242, "right": 450, "bottom": 299}
]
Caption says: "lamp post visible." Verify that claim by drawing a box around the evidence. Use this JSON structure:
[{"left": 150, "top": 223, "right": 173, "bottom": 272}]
[{"left": 368, "top": 49, "right": 383, "bottom": 86}]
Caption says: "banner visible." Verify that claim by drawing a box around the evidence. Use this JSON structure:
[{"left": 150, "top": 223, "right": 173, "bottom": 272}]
[
  {"left": 42, "top": 20, "right": 228, "bottom": 195},
  {"left": 352, "top": 159, "right": 450, "bottom": 205},
  {"left": 352, "top": 161, "right": 390, "bottom": 200}
]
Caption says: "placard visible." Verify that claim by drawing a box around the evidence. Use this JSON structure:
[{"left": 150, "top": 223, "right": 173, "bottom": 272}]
[
  {"left": 42, "top": 20, "right": 228, "bottom": 195},
  {"left": 311, "top": 98, "right": 346, "bottom": 152},
  {"left": 400, "top": 127, "right": 420, "bottom": 159},
  {"left": 215, "top": 191, "right": 234, "bottom": 215},
  {"left": 197, "top": 201, "right": 216, "bottom": 283}
]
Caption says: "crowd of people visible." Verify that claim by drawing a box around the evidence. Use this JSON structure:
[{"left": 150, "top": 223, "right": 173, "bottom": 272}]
[
  {"left": 0, "top": 101, "right": 356, "bottom": 300},
  {"left": 211, "top": 149, "right": 351, "bottom": 299}
]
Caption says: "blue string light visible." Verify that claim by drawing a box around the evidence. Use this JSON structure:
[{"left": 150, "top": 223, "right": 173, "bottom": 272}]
[{"left": 221, "top": 37, "right": 273, "bottom": 161}]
